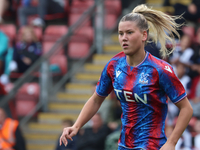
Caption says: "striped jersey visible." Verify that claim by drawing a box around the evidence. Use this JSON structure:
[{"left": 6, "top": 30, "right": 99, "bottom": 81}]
[{"left": 96, "top": 51, "right": 186, "bottom": 150}]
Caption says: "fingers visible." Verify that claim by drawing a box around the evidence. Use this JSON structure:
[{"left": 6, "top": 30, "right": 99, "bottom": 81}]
[
  {"left": 66, "top": 134, "right": 73, "bottom": 141},
  {"left": 59, "top": 128, "right": 69, "bottom": 146},
  {"left": 59, "top": 133, "right": 68, "bottom": 146},
  {"left": 59, "top": 127, "right": 75, "bottom": 146}
]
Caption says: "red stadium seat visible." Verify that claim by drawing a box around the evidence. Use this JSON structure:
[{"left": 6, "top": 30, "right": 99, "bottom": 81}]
[
  {"left": 104, "top": 13, "right": 118, "bottom": 30},
  {"left": 43, "top": 25, "right": 68, "bottom": 42},
  {"left": 16, "top": 99, "right": 38, "bottom": 117},
  {"left": 25, "top": 0, "right": 70, "bottom": 25},
  {"left": 68, "top": 13, "right": 91, "bottom": 27},
  {"left": 70, "top": 0, "right": 94, "bottom": 13},
  {"left": 42, "top": 41, "right": 64, "bottom": 55},
  {"left": 104, "top": 0, "right": 122, "bottom": 16},
  {"left": 15, "top": 82, "right": 40, "bottom": 117},
  {"left": 68, "top": 41, "right": 90, "bottom": 59},
  {"left": 50, "top": 55, "right": 68, "bottom": 75},
  {"left": 0, "top": 24, "right": 16, "bottom": 45},
  {"left": 16, "top": 83, "right": 40, "bottom": 100},
  {"left": 71, "top": 26, "right": 94, "bottom": 43}
]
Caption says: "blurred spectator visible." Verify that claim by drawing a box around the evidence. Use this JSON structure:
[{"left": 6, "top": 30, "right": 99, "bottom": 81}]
[
  {"left": 0, "top": 81, "right": 7, "bottom": 96},
  {"left": 166, "top": 99, "right": 179, "bottom": 126},
  {"left": 0, "top": 0, "right": 9, "bottom": 23},
  {"left": 169, "top": 34, "right": 194, "bottom": 68},
  {"left": 163, "top": 0, "right": 200, "bottom": 24},
  {"left": 165, "top": 124, "right": 192, "bottom": 150},
  {"left": 55, "top": 119, "right": 77, "bottom": 150},
  {"left": 107, "top": 94, "right": 122, "bottom": 124},
  {"left": 189, "top": 75, "right": 200, "bottom": 118},
  {"left": 91, "top": 82, "right": 113, "bottom": 123},
  {"left": 104, "top": 129, "right": 121, "bottom": 150},
  {"left": 145, "top": 37, "right": 162, "bottom": 59},
  {"left": 175, "top": 62, "right": 191, "bottom": 94},
  {"left": 121, "top": 0, "right": 132, "bottom": 10},
  {"left": 75, "top": 113, "right": 116, "bottom": 150},
  {"left": 0, "top": 30, "right": 11, "bottom": 85},
  {"left": 10, "top": 26, "right": 42, "bottom": 73},
  {"left": 18, "top": 0, "right": 65, "bottom": 27},
  {"left": 0, "top": 107, "right": 26, "bottom": 150},
  {"left": 189, "top": 27, "right": 200, "bottom": 77},
  {"left": 0, "top": 30, "right": 8, "bottom": 74},
  {"left": 194, "top": 117, "right": 200, "bottom": 149}
]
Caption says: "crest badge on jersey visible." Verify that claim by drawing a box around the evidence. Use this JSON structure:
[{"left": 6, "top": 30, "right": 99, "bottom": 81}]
[{"left": 139, "top": 72, "right": 149, "bottom": 84}]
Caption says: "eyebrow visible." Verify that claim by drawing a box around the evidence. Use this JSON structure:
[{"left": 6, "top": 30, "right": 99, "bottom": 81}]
[{"left": 118, "top": 29, "right": 133, "bottom": 33}]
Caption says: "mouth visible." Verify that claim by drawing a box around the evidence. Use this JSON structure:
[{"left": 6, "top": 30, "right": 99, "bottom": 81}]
[{"left": 122, "top": 43, "right": 128, "bottom": 48}]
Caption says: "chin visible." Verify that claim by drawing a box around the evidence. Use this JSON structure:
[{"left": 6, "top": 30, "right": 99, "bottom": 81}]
[{"left": 123, "top": 49, "right": 133, "bottom": 55}]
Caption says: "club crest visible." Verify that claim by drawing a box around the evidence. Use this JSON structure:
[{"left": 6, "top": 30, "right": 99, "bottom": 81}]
[{"left": 139, "top": 72, "right": 149, "bottom": 84}]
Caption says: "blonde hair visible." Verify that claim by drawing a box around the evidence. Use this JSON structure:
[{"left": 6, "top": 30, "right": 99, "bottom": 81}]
[
  {"left": 21, "top": 26, "right": 38, "bottom": 42},
  {"left": 120, "top": 4, "right": 182, "bottom": 58}
]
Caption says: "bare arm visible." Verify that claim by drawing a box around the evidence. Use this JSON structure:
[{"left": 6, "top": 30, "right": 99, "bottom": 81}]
[
  {"left": 60, "top": 92, "right": 105, "bottom": 146},
  {"left": 161, "top": 97, "right": 193, "bottom": 150},
  {"left": 73, "top": 92, "right": 105, "bottom": 129}
]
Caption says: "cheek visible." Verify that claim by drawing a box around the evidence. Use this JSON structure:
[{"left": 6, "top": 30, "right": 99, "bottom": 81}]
[
  {"left": 118, "top": 37, "right": 123, "bottom": 45},
  {"left": 130, "top": 35, "right": 142, "bottom": 45}
]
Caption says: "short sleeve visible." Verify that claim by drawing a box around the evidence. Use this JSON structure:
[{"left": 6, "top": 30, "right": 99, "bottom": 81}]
[
  {"left": 159, "top": 65, "right": 187, "bottom": 103},
  {"left": 96, "top": 62, "right": 113, "bottom": 97}
]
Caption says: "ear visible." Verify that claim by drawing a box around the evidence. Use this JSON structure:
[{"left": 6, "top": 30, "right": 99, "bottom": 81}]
[{"left": 142, "top": 30, "right": 148, "bottom": 42}]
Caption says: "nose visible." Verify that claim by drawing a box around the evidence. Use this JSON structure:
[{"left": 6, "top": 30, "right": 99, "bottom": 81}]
[{"left": 122, "top": 33, "right": 128, "bottom": 41}]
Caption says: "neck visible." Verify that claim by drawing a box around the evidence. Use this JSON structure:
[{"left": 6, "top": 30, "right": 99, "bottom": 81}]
[{"left": 126, "top": 50, "right": 146, "bottom": 67}]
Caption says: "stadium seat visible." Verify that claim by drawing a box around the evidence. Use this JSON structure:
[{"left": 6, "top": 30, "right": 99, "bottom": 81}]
[
  {"left": 104, "top": 0, "right": 121, "bottom": 16},
  {"left": 68, "top": 0, "right": 94, "bottom": 27},
  {"left": 25, "top": 0, "right": 70, "bottom": 25},
  {"left": 16, "top": 99, "right": 38, "bottom": 117},
  {"left": 50, "top": 55, "right": 68, "bottom": 75},
  {"left": 70, "top": 0, "right": 94, "bottom": 13},
  {"left": 0, "top": 24, "right": 16, "bottom": 45},
  {"left": 104, "top": 13, "right": 118, "bottom": 30},
  {"left": 42, "top": 41, "right": 64, "bottom": 55},
  {"left": 16, "top": 83, "right": 40, "bottom": 100},
  {"left": 71, "top": 26, "right": 94, "bottom": 43},
  {"left": 68, "top": 13, "right": 91, "bottom": 27},
  {"left": 15, "top": 82, "right": 40, "bottom": 117},
  {"left": 43, "top": 25, "right": 68, "bottom": 42},
  {"left": 68, "top": 41, "right": 90, "bottom": 59}
]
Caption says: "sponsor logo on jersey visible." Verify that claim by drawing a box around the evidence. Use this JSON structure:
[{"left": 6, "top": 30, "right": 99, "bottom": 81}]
[
  {"left": 114, "top": 89, "right": 147, "bottom": 104},
  {"left": 116, "top": 70, "right": 122, "bottom": 78},
  {"left": 139, "top": 72, "right": 149, "bottom": 84},
  {"left": 164, "top": 66, "right": 172, "bottom": 73}
]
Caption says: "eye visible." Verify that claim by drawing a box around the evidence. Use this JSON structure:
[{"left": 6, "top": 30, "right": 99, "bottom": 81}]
[
  {"left": 118, "top": 32, "right": 123, "bottom": 36},
  {"left": 128, "top": 31, "right": 133, "bottom": 34}
]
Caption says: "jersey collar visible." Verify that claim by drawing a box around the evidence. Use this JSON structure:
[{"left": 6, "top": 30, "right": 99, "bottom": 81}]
[{"left": 119, "top": 51, "right": 149, "bottom": 73}]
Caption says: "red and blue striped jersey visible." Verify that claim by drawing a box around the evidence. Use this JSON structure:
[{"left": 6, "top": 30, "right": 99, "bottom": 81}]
[{"left": 96, "top": 51, "right": 186, "bottom": 150}]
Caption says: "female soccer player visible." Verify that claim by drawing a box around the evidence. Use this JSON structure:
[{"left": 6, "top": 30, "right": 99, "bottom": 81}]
[{"left": 60, "top": 4, "right": 193, "bottom": 150}]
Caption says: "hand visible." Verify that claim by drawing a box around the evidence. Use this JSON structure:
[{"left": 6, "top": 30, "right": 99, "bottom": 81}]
[
  {"left": 160, "top": 142, "right": 175, "bottom": 150},
  {"left": 22, "top": 57, "right": 32, "bottom": 65},
  {"left": 188, "top": 3, "right": 197, "bottom": 14},
  {"left": 59, "top": 126, "right": 79, "bottom": 146}
]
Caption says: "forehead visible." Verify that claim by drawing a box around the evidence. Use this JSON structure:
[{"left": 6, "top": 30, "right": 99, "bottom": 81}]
[{"left": 118, "top": 21, "right": 138, "bottom": 31}]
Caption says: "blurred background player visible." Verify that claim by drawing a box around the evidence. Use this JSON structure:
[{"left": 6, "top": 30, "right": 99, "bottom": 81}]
[{"left": 55, "top": 119, "right": 77, "bottom": 150}]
